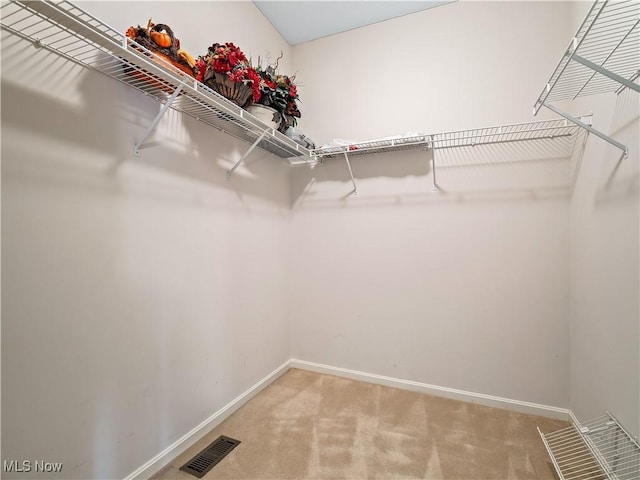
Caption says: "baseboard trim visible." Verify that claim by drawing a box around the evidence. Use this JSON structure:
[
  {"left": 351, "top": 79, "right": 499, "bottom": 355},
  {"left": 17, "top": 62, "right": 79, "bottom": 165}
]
[
  {"left": 290, "top": 359, "right": 570, "bottom": 421},
  {"left": 124, "top": 359, "right": 291, "bottom": 480},
  {"left": 126, "top": 358, "right": 570, "bottom": 479},
  {"left": 568, "top": 409, "right": 580, "bottom": 426}
]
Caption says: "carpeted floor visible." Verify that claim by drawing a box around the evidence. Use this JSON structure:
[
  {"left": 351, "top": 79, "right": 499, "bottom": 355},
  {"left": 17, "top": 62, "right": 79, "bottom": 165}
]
[{"left": 151, "top": 368, "right": 566, "bottom": 479}]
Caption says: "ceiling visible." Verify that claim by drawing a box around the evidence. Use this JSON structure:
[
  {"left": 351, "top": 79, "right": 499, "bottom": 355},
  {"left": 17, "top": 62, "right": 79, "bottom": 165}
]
[{"left": 253, "top": 1, "right": 455, "bottom": 46}]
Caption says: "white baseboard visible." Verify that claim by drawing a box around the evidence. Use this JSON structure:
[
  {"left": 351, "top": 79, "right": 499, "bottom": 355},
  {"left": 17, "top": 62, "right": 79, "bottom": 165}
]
[
  {"left": 290, "top": 359, "right": 571, "bottom": 421},
  {"left": 126, "top": 358, "right": 570, "bottom": 480},
  {"left": 568, "top": 409, "right": 580, "bottom": 426},
  {"left": 124, "top": 360, "right": 291, "bottom": 480}
]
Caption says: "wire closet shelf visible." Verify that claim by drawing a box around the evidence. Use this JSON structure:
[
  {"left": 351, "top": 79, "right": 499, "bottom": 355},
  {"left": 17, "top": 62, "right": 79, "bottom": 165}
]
[
  {"left": 538, "top": 413, "right": 640, "bottom": 480},
  {"left": 309, "top": 118, "right": 583, "bottom": 194},
  {"left": 534, "top": 0, "right": 640, "bottom": 112},
  {"left": 1, "top": 0, "right": 590, "bottom": 192},
  {"left": 311, "top": 118, "right": 582, "bottom": 160},
  {"left": 0, "top": 0, "right": 311, "bottom": 160}
]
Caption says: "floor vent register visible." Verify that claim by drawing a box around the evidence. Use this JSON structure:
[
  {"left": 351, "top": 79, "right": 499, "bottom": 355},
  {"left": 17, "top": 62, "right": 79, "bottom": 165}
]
[{"left": 180, "top": 435, "right": 241, "bottom": 478}]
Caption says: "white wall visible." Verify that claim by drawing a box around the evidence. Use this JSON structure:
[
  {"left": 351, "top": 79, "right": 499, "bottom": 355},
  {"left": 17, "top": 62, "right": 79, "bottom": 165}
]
[
  {"left": 289, "top": 1, "right": 575, "bottom": 408},
  {"left": 1, "top": 2, "right": 292, "bottom": 478},
  {"left": 292, "top": 1, "right": 569, "bottom": 146},
  {"left": 567, "top": 3, "right": 640, "bottom": 439},
  {"left": 3, "top": 0, "right": 638, "bottom": 478}
]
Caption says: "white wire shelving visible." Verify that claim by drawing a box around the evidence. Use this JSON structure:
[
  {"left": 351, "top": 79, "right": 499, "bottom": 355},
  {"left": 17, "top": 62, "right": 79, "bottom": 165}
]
[
  {"left": 311, "top": 118, "right": 584, "bottom": 194},
  {"left": 538, "top": 412, "right": 640, "bottom": 480},
  {"left": 533, "top": 0, "right": 639, "bottom": 157},
  {"left": 311, "top": 135, "right": 431, "bottom": 159},
  {"left": 310, "top": 136, "right": 432, "bottom": 195},
  {"left": 0, "top": 0, "right": 592, "bottom": 193},
  {"left": 0, "top": 0, "right": 312, "bottom": 178}
]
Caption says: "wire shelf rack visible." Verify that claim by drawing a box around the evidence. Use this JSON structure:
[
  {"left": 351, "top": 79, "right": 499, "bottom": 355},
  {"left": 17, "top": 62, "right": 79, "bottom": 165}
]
[
  {"left": 309, "top": 119, "right": 583, "bottom": 194},
  {"left": 431, "top": 118, "right": 581, "bottom": 151},
  {"left": 0, "top": 0, "right": 592, "bottom": 192},
  {"left": 311, "top": 135, "right": 431, "bottom": 160},
  {"left": 311, "top": 119, "right": 581, "bottom": 158},
  {"left": 539, "top": 413, "right": 640, "bottom": 480},
  {"left": 534, "top": 0, "right": 640, "bottom": 113},
  {"left": 0, "top": 0, "right": 311, "bottom": 160}
]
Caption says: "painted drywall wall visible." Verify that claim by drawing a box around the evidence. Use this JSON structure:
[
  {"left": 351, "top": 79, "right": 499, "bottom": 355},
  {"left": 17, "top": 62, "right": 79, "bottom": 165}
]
[
  {"left": 567, "top": 4, "right": 640, "bottom": 440},
  {"left": 291, "top": 1, "right": 570, "bottom": 147},
  {"left": 288, "top": 1, "right": 575, "bottom": 408},
  {"left": 1, "top": 2, "right": 292, "bottom": 478}
]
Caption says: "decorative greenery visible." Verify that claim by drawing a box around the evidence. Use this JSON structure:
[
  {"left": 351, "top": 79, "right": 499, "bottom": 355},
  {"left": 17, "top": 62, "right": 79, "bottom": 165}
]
[{"left": 255, "top": 54, "right": 301, "bottom": 133}]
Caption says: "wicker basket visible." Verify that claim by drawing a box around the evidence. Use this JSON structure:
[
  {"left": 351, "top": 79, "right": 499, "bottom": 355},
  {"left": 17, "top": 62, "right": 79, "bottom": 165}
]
[{"left": 203, "top": 70, "right": 253, "bottom": 109}]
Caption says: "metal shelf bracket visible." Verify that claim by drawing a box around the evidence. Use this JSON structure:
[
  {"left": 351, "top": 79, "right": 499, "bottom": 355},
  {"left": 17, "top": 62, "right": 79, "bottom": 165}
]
[
  {"left": 134, "top": 84, "right": 184, "bottom": 157},
  {"left": 542, "top": 102, "right": 628, "bottom": 158},
  {"left": 430, "top": 136, "right": 439, "bottom": 192},
  {"left": 570, "top": 52, "right": 640, "bottom": 95},
  {"left": 342, "top": 151, "right": 359, "bottom": 195},
  {"left": 226, "top": 128, "right": 270, "bottom": 180}
]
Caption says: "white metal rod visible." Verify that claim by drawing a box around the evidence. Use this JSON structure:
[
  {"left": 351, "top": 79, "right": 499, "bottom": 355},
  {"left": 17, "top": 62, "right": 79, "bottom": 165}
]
[
  {"left": 433, "top": 123, "right": 576, "bottom": 142},
  {"left": 226, "top": 129, "right": 270, "bottom": 180},
  {"left": 571, "top": 52, "right": 640, "bottom": 94},
  {"left": 542, "top": 102, "right": 628, "bottom": 157},
  {"left": 430, "top": 137, "right": 439, "bottom": 192},
  {"left": 432, "top": 133, "right": 574, "bottom": 150},
  {"left": 538, "top": 428, "right": 567, "bottom": 480},
  {"left": 342, "top": 152, "right": 358, "bottom": 195},
  {"left": 607, "top": 411, "right": 640, "bottom": 448},
  {"left": 134, "top": 84, "right": 183, "bottom": 156}
]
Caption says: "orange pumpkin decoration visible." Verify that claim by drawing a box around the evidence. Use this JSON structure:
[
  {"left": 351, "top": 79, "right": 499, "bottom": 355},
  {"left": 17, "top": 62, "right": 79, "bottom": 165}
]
[
  {"left": 150, "top": 27, "right": 172, "bottom": 48},
  {"left": 123, "top": 19, "right": 196, "bottom": 88}
]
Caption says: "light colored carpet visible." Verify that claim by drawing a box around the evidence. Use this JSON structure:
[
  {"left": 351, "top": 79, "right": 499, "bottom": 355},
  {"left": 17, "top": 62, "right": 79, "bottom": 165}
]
[{"left": 151, "top": 368, "right": 566, "bottom": 479}]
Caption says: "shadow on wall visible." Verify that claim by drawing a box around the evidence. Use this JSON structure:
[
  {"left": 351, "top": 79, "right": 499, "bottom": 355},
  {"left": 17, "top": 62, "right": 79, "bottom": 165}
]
[
  {"left": 291, "top": 130, "right": 588, "bottom": 209},
  {"left": 1, "top": 40, "right": 289, "bottom": 208},
  {"left": 594, "top": 87, "right": 640, "bottom": 208},
  {"left": 2, "top": 38, "right": 291, "bottom": 479}
]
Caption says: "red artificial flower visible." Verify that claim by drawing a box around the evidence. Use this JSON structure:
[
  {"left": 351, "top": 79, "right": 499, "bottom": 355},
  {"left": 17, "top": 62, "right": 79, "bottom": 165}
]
[
  {"left": 195, "top": 57, "right": 207, "bottom": 82},
  {"left": 245, "top": 67, "right": 261, "bottom": 102}
]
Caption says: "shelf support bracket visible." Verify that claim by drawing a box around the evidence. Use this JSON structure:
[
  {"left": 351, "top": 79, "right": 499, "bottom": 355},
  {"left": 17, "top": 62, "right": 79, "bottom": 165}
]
[
  {"left": 570, "top": 53, "right": 640, "bottom": 94},
  {"left": 343, "top": 151, "right": 359, "bottom": 195},
  {"left": 542, "top": 102, "right": 628, "bottom": 158},
  {"left": 430, "top": 137, "right": 439, "bottom": 192},
  {"left": 226, "top": 128, "right": 270, "bottom": 180},
  {"left": 133, "top": 84, "right": 183, "bottom": 157}
]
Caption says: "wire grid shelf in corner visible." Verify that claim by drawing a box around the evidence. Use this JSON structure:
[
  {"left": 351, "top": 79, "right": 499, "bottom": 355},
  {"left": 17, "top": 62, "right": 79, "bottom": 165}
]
[
  {"left": 534, "top": 0, "right": 640, "bottom": 112},
  {"left": 538, "top": 413, "right": 640, "bottom": 480},
  {"left": 0, "top": 0, "right": 310, "bottom": 160},
  {"left": 310, "top": 135, "right": 432, "bottom": 160},
  {"left": 430, "top": 118, "right": 580, "bottom": 151}
]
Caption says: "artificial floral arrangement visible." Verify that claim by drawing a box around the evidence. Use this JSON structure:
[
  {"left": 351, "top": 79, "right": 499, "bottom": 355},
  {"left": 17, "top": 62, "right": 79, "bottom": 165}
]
[
  {"left": 124, "top": 25, "right": 307, "bottom": 138},
  {"left": 196, "top": 42, "right": 261, "bottom": 109},
  {"left": 125, "top": 19, "right": 196, "bottom": 78},
  {"left": 255, "top": 54, "right": 301, "bottom": 133}
]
